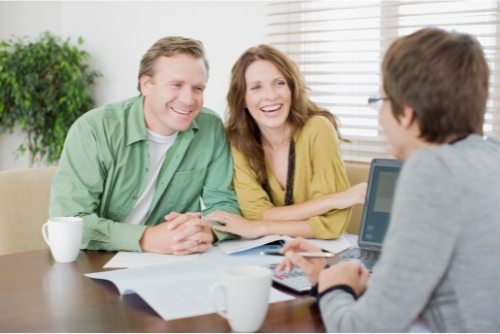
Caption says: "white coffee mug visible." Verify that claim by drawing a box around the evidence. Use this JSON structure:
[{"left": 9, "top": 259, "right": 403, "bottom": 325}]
[
  {"left": 42, "top": 217, "right": 83, "bottom": 263},
  {"left": 209, "top": 265, "right": 272, "bottom": 333}
]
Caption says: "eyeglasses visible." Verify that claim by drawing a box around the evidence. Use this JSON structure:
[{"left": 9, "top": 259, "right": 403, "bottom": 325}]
[{"left": 368, "top": 96, "right": 390, "bottom": 110}]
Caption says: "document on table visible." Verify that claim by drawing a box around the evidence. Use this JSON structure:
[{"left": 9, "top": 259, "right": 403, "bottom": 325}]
[
  {"left": 93, "top": 236, "right": 351, "bottom": 321},
  {"left": 105, "top": 236, "right": 352, "bottom": 268},
  {"left": 308, "top": 237, "right": 351, "bottom": 254},
  {"left": 217, "top": 235, "right": 351, "bottom": 255},
  {"left": 104, "top": 244, "right": 284, "bottom": 268},
  {"left": 85, "top": 260, "right": 294, "bottom": 321},
  {"left": 104, "top": 251, "right": 200, "bottom": 268}
]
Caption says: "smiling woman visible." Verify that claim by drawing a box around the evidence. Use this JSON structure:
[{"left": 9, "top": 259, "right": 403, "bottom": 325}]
[
  {"left": 204, "top": 45, "right": 367, "bottom": 240},
  {"left": 244, "top": 59, "right": 292, "bottom": 134}
]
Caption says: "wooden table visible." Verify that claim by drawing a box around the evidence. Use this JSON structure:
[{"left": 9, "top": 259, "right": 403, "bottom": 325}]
[{"left": 0, "top": 249, "right": 325, "bottom": 332}]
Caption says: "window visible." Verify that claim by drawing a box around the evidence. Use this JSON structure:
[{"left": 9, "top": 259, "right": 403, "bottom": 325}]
[{"left": 267, "top": 1, "right": 500, "bottom": 162}]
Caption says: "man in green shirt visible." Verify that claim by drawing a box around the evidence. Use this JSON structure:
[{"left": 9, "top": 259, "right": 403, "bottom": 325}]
[{"left": 50, "top": 36, "right": 240, "bottom": 255}]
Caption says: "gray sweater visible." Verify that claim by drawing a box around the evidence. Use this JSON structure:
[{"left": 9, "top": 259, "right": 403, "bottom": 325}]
[{"left": 320, "top": 135, "right": 500, "bottom": 332}]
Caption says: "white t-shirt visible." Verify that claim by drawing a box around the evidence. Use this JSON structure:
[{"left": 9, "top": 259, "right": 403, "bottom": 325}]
[{"left": 123, "top": 129, "right": 178, "bottom": 225}]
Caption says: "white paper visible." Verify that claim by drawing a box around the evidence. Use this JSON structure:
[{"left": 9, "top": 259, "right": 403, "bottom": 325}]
[
  {"left": 305, "top": 236, "right": 351, "bottom": 255},
  {"left": 133, "top": 280, "right": 293, "bottom": 321},
  {"left": 104, "top": 244, "right": 284, "bottom": 269},
  {"left": 92, "top": 235, "right": 352, "bottom": 322},
  {"left": 104, "top": 251, "right": 201, "bottom": 268},
  {"left": 105, "top": 235, "right": 352, "bottom": 269},
  {"left": 85, "top": 260, "right": 294, "bottom": 321},
  {"left": 87, "top": 261, "right": 223, "bottom": 294}
]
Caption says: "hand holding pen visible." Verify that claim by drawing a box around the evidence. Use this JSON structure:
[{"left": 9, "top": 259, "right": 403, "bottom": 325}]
[{"left": 274, "top": 237, "right": 328, "bottom": 286}]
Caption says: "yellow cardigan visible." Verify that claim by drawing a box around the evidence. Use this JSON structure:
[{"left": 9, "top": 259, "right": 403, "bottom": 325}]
[{"left": 231, "top": 116, "right": 352, "bottom": 239}]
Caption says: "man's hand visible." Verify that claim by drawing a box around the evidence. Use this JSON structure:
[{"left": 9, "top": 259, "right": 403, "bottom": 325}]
[
  {"left": 318, "top": 262, "right": 370, "bottom": 298},
  {"left": 276, "top": 237, "right": 327, "bottom": 286},
  {"left": 166, "top": 212, "right": 214, "bottom": 255},
  {"left": 139, "top": 212, "right": 213, "bottom": 255}
]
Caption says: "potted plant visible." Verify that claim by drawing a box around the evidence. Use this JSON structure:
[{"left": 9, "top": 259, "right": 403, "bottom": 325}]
[{"left": 0, "top": 31, "right": 101, "bottom": 167}]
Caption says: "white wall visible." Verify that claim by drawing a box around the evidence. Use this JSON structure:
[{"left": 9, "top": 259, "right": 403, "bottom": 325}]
[{"left": 0, "top": 1, "right": 272, "bottom": 171}]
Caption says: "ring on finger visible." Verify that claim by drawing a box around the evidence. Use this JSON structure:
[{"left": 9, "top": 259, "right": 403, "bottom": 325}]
[{"left": 223, "top": 218, "right": 228, "bottom": 224}]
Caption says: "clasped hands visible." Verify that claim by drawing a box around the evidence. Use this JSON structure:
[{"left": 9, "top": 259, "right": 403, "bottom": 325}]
[
  {"left": 139, "top": 212, "right": 214, "bottom": 255},
  {"left": 277, "top": 237, "right": 370, "bottom": 298}
]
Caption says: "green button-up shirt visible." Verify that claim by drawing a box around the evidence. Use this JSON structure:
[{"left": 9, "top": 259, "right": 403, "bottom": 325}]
[{"left": 49, "top": 96, "right": 240, "bottom": 252}]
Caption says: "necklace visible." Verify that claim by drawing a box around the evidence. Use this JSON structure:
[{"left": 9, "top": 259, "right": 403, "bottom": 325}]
[{"left": 262, "top": 139, "right": 295, "bottom": 206}]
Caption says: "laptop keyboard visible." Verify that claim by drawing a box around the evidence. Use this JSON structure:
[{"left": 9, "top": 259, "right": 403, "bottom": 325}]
[{"left": 341, "top": 247, "right": 380, "bottom": 262}]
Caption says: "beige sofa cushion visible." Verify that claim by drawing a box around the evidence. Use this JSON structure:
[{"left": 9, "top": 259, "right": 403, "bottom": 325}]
[
  {"left": 344, "top": 162, "right": 370, "bottom": 235},
  {"left": 0, "top": 167, "right": 57, "bottom": 255}
]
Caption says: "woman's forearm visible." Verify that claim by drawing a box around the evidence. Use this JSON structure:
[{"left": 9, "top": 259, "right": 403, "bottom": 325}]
[
  {"left": 260, "top": 220, "right": 315, "bottom": 238},
  {"left": 262, "top": 193, "right": 336, "bottom": 221},
  {"left": 262, "top": 183, "right": 366, "bottom": 221}
]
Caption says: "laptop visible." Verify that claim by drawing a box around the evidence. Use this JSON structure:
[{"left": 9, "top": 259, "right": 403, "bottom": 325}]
[{"left": 337, "top": 158, "right": 403, "bottom": 271}]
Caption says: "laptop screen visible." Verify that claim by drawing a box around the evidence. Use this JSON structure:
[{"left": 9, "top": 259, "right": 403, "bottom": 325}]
[{"left": 358, "top": 159, "right": 403, "bottom": 247}]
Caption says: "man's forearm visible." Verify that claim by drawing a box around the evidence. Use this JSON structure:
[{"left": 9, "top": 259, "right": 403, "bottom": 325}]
[{"left": 80, "top": 214, "right": 146, "bottom": 252}]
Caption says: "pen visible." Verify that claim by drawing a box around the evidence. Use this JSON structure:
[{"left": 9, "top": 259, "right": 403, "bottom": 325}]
[{"left": 259, "top": 251, "right": 334, "bottom": 258}]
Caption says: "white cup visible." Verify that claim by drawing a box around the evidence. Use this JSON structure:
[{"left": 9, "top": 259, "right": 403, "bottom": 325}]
[
  {"left": 209, "top": 265, "right": 272, "bottom": 332},
  {"left": 42, "top": 217, "right": 83, "bottom": 263}
]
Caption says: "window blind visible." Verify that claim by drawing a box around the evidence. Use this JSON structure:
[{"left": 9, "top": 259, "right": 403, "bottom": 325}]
[{"left": 267, "top": 0, "right": 500, "bottom": 162}]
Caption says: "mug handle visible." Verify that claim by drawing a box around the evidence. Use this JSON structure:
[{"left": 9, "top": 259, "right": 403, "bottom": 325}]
[
  {"left": 42, "top": 223, "right": 51, "bottom": 246},
  {"left": 209, "top": 283, "right": 229, "bottom": 320}
]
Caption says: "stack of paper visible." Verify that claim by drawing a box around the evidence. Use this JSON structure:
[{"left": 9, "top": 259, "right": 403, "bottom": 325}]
[
  {"left": 86, "top": 235, "right": 351, "bottom": 321},
  {"left": 103, "top": 243, "right": 285, "bottom": 269},
  {"left": 86, "top": 260, "right": 293, "bottom": 321}
]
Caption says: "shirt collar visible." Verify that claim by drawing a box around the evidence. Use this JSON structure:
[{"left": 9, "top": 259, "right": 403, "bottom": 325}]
[{"left": 126, "top": 96, "right": 148, "bottom": 146}]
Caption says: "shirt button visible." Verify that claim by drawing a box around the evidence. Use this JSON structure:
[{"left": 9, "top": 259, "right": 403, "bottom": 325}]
[
  {"left": 133, "top": 196, "right": 137, "bottom": 200},
  {"left": 145, "top": 167, "right": 149, "bottom": 172}
]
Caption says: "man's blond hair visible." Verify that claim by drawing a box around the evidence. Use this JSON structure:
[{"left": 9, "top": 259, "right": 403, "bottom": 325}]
[{"left": 137, "top": 36, "right": 209, "bottom": 93}]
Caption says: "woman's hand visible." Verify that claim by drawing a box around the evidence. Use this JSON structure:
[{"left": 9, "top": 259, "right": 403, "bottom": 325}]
[
  {"left": 276, "top": 237, "right": 327, "bottom": 286},
  {"left": 331, "top": 182, "right": 368, "bottom": 209},
  {"left": 204, "top": 211, "right": 264, "bottom": 239},
  {"left": 318, "top": 261, "right": 370, "bottom": 297}
]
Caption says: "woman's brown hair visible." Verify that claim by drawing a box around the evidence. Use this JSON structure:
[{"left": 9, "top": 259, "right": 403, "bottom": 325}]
[{"left": 226, "top": 44, "right": 345, "bottom": 184}]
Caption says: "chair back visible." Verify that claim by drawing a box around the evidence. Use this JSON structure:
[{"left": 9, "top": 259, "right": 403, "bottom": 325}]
[
  {"left": 344, "top": 162, "right": 370, "bottom": 235},
  {"left": 0, "top": 167, "right": 57, "bottom": 255}
]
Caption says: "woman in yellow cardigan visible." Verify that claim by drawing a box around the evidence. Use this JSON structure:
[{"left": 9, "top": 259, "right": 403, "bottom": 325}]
[{"left": 205, "top": 45, "right": 367, "bottom": 239}]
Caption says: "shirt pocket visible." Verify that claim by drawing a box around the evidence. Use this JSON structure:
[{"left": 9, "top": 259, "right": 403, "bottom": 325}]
[{"left": 167, "top": 167, "right": 207, "bottom": 204}]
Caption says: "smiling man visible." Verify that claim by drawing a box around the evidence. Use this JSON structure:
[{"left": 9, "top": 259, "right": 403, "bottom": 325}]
[{"left": 50, "top": 36, "right": 240, "bottom": 255}]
